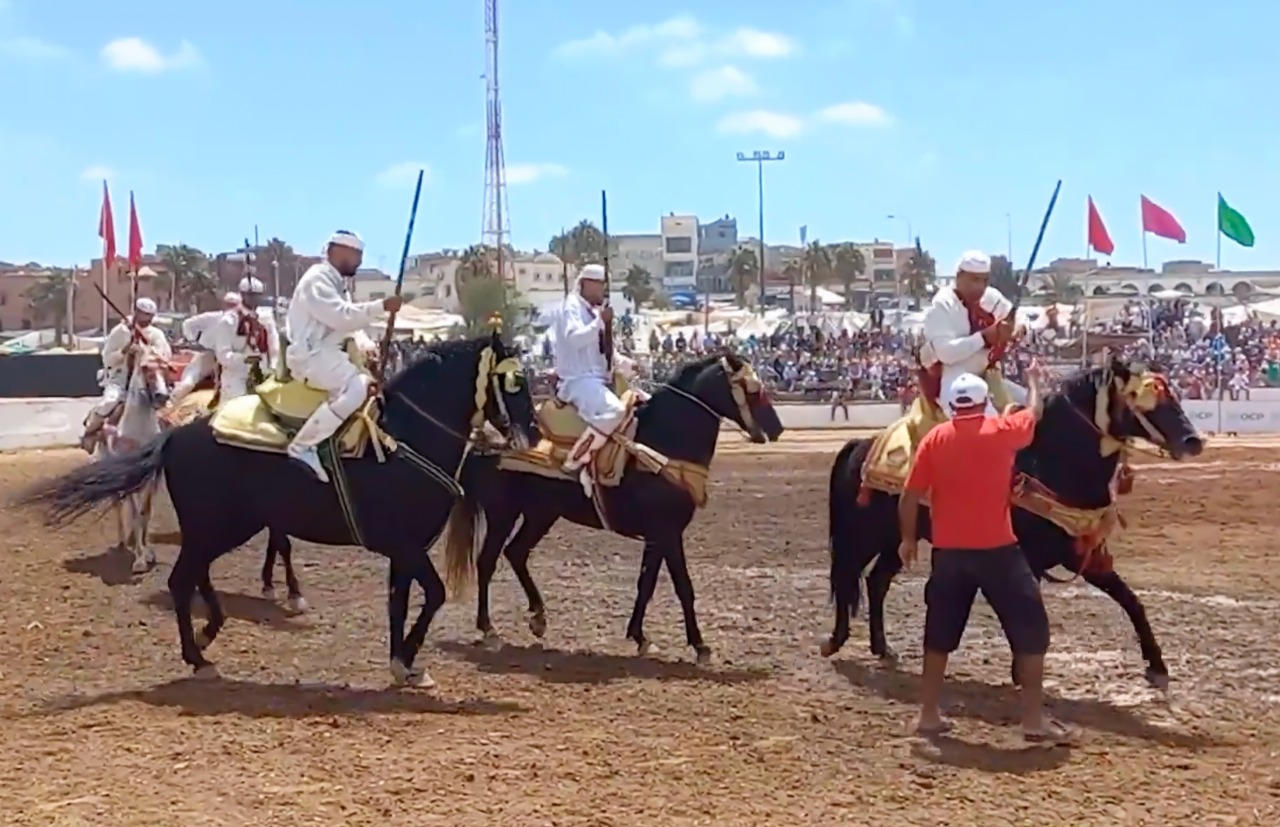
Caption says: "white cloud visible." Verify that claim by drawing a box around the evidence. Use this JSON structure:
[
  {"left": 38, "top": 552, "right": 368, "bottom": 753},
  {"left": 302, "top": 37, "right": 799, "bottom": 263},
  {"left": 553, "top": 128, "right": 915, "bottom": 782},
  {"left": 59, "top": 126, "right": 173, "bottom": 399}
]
[
  {"left": 716, "top": 28, "right": 798, "bottom": 59},
  {"left": 80, "top": 165, "right": 115, "bottom": 183},
  {"left": 689, "top": 65, "right": 757, "bottom": 103},
  {"left": 555, "top": 16, "right": 700, "bottom": 59},
  {"left": 556, "top": 17, "right": 797, "bottom": 67},
  {"left": 506, "top": 163, "right": 568, "bottom": 186},
  {"left": 375, "top": 162, "right": 431, "bottom": 188},
  {"left": 100, "top": 37, "right": 201, "bottom": 73},
  {"left": 716, "top": 110, "right": 804, "bottom": 139},
  {"left": 0, "top": 36, "right": 70, "bottom": 61},
  {"left": 816, "top": 101, "right": 892, "bottom": 127}
]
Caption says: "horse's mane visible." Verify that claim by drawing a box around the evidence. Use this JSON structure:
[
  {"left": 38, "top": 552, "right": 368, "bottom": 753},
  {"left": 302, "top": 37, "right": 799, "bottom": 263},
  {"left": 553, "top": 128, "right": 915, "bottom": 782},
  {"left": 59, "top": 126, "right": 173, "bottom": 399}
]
[
  {"left": 384, "top": 336, "right": 493, "bottom": 394},
  {"left": 667, "top": 353, "right": 725, "bottom": 388}
]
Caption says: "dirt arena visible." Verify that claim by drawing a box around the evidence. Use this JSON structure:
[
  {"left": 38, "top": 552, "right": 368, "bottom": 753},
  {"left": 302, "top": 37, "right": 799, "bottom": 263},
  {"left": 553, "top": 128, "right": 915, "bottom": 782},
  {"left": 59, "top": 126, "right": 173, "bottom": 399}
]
[{"left": 2, "top": 435, "right": 1280, "bottom": 825}]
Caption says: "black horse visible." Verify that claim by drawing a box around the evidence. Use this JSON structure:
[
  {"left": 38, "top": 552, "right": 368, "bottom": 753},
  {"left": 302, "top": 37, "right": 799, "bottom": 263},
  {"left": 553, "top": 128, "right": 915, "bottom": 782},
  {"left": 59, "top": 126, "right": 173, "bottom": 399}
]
[
  {"left": 823, "top": 359, "right": 1203, "bottom": 689},
  {"left": 442, "top": 352, "right": 785, "bottom": 663},
  {"left": 17, "top": 333, "right": 538, "bottom": 687}
]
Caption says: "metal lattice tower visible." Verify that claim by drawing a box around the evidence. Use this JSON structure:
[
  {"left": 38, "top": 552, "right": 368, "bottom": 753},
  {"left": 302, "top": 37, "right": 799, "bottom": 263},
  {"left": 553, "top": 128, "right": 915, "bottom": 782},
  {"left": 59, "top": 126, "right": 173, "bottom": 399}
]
[{"left": 481, "top": 0, "right": 511, "bottom": 284}]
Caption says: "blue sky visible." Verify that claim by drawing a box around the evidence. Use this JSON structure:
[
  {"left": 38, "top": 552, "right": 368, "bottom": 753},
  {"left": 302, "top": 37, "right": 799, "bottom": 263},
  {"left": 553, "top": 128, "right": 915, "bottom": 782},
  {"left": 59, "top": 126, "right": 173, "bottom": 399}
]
[{"left": 2, "top": 0, "right": 1276, "bottom": 276}]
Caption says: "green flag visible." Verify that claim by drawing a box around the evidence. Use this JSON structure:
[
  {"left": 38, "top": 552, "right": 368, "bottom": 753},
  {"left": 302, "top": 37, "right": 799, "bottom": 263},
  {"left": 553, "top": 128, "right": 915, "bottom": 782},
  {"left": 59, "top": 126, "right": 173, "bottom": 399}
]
[{"left": 1218, "top": 193, "right": 1255, "bottom": 248}]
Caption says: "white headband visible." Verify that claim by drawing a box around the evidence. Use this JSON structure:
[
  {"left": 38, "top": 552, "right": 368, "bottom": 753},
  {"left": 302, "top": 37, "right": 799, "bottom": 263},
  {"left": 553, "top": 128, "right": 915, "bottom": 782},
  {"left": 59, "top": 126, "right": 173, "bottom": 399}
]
[{"left": 327, "top": 230, "right": 364, "bottom": 252}]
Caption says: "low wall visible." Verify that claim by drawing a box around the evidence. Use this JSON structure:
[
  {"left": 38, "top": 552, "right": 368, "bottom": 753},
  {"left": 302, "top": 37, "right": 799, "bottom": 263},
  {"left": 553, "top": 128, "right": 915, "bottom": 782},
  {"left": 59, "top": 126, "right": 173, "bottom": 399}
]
[
  {"left": 0, "top": 353, "right": 102, "bottom": 398},
  {"left": 0, "top": 397, "right": 1274, "bottom": 453}
]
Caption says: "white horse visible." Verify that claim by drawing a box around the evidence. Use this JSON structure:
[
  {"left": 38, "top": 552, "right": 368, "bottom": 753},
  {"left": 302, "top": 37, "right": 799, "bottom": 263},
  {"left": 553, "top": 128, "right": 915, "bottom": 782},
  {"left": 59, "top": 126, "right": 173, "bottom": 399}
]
[{"left": 91, "top": 348, "right": 171, "bottom": 574}]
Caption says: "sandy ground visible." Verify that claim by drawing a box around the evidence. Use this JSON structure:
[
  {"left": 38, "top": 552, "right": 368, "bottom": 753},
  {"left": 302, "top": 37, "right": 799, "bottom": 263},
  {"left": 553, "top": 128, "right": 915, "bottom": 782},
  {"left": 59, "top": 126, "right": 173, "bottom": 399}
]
[{"left": 1, "top": 435, "right": 1280, "bottom": 825}]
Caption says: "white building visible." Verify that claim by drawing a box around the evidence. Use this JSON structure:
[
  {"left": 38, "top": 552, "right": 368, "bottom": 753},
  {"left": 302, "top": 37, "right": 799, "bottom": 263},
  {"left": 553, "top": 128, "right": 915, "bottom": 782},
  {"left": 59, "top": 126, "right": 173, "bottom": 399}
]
[
  {"left": 660, "top": 214, "right": 698, "bottom": 291},
  {"left": 611, "top": 234, "right": 663, "bottom": 288},
  {"left": 1031, "top": 258, "right": 1280, "bottom": 299},
  {"left": 401, "top": 249, "right": 578, "bottom": 314}
]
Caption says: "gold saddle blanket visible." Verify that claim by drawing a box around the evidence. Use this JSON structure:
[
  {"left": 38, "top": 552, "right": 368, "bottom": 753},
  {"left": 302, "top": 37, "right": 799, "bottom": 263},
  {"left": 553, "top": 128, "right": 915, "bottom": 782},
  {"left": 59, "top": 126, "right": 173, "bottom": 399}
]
[
  {"left": 208, "top": 376, "right": 381, "bottom": 459},
  {"left": 860, "top": 397, "right": 950, "bottom": 496}
]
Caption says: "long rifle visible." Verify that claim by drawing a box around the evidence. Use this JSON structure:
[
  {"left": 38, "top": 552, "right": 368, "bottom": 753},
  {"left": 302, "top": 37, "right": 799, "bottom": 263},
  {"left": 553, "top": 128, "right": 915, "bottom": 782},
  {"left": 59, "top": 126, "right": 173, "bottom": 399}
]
[
  {"left": 375, "top": 168, "right": 426, "bottom": 387},
  {"left": 1011, "top": 179, "right": 1063, "bottom": 311},
  {"left": 599, "top": 189, "right": 614, "bottom": 372}
]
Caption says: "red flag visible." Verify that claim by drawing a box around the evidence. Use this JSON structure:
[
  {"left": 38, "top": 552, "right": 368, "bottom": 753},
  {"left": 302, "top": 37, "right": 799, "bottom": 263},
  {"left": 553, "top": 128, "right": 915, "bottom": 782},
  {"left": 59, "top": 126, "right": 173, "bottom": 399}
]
[
  {"left": 127, "top": 192, "right": 144, "bottom": 272},
  {"left": 97, "top": 181, "right": 117, "bottom": 265},
  {"left": 1140, "top": 195, "right": 1186, "bottom": 243},
  {"left": 1087, "top": 196, "right": 1114, "bottom": 256}
]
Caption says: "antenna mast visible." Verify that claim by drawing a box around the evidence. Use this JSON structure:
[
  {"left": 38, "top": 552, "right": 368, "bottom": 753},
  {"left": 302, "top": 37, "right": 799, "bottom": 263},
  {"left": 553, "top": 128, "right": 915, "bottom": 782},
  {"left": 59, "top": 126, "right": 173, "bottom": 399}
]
[{"left": 482, "top": 0, "right": 512, "bottom": 285}]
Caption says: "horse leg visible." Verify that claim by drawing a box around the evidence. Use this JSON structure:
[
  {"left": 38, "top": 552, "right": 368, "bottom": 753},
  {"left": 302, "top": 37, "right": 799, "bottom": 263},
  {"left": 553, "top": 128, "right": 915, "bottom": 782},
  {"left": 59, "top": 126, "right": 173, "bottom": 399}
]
[
  {"left": 626, "top": 538, "right": 667, "bottom": 656},
  {"left": 866, "top": 547, "right": 903, "bottom": 661},
  {"left": 501, "top": 512, "right": 558, "bottom": 639},
  {"left": 260, "top": 535, "right": 278, "bottom": 599},
  {"left": 822, "top": 519, "right": 866, "bottom": 659},
  {"left": 168, "top": 548, "right": 217, "bottom": 677},
  {"left": 659, "top": 533, "right": 710, "bottom": 665},
  {"left": 193, "top": 571, "right": 226, "bottom": 651},
  {"left": 1083, "top": 567, "right": 1169, "bottom": 689},
  {"left": 127, "top": 492, "right": 150, "bottom": 575},
  {"left": 399, "top": 554, "right": 447, "bottom": 688},
  {"left": 386, "top": 555, "right": 424, "bottom": 687},
  {"left": 475, "top": 508, "right": 519, "bottom": 641},
  {"left": 140, "top": 481, "right": 158, "bottom": 569},
  {"left": 276, "top": 533, "right": 306, "bottom": 614}
]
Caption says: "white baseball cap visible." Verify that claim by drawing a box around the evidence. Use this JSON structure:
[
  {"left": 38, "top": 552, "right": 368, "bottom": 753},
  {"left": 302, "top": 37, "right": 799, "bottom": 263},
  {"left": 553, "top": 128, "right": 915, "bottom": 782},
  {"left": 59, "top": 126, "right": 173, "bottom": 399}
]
[{"left": 947, "top": 372, "right": 989, "bottom": 410}]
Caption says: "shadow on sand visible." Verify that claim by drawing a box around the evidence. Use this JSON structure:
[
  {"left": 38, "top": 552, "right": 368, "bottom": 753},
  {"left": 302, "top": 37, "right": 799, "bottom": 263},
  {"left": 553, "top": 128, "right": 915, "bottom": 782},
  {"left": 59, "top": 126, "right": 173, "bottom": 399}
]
[
  {"left": 140, "top": 590, "right": 310, "bottom": 632},
  {"left": 29, "top": 677, "right": 526, "bottom": 720},
  {"left": 438, "top": 640, "right": 770, "bottom": 686},
  {"left": 62, "top": 546, "right": 141, "bottom": 587},
  {"left": 835, "top": 659, "right": 1232, "bottom": 753},
  {"left": 907, "top": 734, "right": 1073, "bottom": 776}
]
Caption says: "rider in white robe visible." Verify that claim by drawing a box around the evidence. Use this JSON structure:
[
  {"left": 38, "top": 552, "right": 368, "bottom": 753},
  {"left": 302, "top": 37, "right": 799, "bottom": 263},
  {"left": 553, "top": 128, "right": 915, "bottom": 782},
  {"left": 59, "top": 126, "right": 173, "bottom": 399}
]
[
  {"left": 920, "top": 250, "right": 1030, "bottom": 417},
  {"left": 82, "top": 297, "right": 172, "bottom": 450},
  {"left": 552, "top": 264, "right": 625, "bottom": 473},
  {"left": 212, "top": 276, "right": 280, "bottom": 402},
  {"left": 170, "top": 292, "right": 241, "bottom": 404},
  {"left": 283, "top": 230, "right": 398, "bottom": 482}
]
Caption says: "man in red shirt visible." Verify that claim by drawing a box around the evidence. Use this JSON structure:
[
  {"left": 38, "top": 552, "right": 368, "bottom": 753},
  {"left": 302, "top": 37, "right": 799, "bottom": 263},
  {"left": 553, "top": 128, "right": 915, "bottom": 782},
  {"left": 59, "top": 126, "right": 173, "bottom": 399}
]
[{"left": 899, "top": 365, "right": 1073, "bottom": 744}]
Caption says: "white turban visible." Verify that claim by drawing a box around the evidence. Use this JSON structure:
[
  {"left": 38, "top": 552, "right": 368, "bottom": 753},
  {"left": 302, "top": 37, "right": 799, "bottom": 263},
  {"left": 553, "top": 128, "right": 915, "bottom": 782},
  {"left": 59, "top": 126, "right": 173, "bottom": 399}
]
[
  {"left": 135, "top": 297, "right": 158, "bottom": 315},
  {"left": 328, "top": 230, "right": 364, "bottom": 252},
  {"left": 238, "top": 276, "right": 264, "bottom": 294},
  {"left": 575, "top": 263, "right": 606, "bottom": 290},
  {"left": 956, "top": 250, "right": 991, "bottom": 274},
  {"left": 223, "top": 291, "right": 242, "bottom": 306}
]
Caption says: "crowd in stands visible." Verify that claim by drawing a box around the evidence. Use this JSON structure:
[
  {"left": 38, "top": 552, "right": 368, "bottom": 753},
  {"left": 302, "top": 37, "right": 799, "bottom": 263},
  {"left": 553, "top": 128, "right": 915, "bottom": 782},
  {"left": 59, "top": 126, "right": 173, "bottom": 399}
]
[{"left": 383, "top": 297, "right": 1280, "bottom": 403}]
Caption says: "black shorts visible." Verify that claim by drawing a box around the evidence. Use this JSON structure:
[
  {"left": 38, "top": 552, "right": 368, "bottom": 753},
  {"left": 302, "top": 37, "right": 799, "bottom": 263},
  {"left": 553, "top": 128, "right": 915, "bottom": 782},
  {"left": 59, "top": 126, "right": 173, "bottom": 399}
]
[{"left": 923, "top": 545, "right": 1050, "bottom": 656}]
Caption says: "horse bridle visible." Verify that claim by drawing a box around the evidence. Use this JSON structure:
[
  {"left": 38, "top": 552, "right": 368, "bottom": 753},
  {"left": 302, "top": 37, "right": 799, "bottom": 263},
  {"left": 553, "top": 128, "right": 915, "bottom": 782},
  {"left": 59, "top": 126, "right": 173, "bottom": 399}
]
[
  {"left": 389, "top": 345, "right": 525, "bottom": 448},
  {"left": 645, "top": 357, "right": 768, "bottom": 441}
]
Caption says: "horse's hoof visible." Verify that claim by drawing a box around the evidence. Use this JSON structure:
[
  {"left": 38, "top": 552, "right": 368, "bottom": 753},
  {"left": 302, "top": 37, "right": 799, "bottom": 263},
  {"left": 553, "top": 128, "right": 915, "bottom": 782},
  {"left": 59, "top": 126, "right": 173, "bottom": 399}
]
[
  {"left": 389, "top": 659, "right": 436, "bottom": 689},
  {"left": 192, "top": 663, "right": 220, "bottom": 680},
  {"left": 285, "top": 596, "right": 308, "bottom": 615},
  {"left": 194, "top": 630, "right": 212, "bottom": 650},
  {"left": 820, "top": 638, "right": 839, "bottom": 658},
  {"left": 144, "top": 547, "right": 157, "bottom": 566},
  {"left": 694, "top": 646, "right": 712, "bottom": 666},
  {"left": 131, "top": 558, "right": 151, "bottom": 575},
  {"left": 876, "top": 646, "right": 899, "bottom": 663},
  {"left": 261, "top": 586, "right": 278, "bottom": 601},
  {"left": 1145, "top": 668, "right": 1171, "bottom": 691},
  {"left": 528, "top": 611, "right": 547, "bottom": 639},
  {"left": 479, "top": 629, "right": 501, "bottom": 649},
  {"left": 637, "top": 640, "right": 659, "bottom": 657}
]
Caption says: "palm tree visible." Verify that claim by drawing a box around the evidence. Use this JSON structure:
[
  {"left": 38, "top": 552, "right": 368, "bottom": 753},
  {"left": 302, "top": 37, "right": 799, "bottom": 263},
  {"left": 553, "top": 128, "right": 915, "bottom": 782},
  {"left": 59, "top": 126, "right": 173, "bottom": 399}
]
[
  {"left": 621, "top": 264, "right": 654, "bottom": 309},
  {"left": 155, "top": 244, "right": 211, "bottom": 311},
  {"left": 802, "top": 240, "right": 833, "bottom": 311},
  {"left": 726, "top": 246, "right": 759, "bottom": 307},
  {"left": 456, "top": 244, "right": 513, "bottom": 334},
  {"left": 989, "top": 254, "right": 1021, "bottom": 299},
  {"left": 23, "top": 268, "right": 72, "bottom": 346},
  {"left": 900, "top": 248, "right": 936, "bottom": 300},
  {"left": 548, "top": 220, "right": 607, "bottom": 268},
  {"left": 782, "top": 258, "right": 802, "bottom": 310},
  {"left": 831, "top": 243, "right": 866, "bottom": 310}
]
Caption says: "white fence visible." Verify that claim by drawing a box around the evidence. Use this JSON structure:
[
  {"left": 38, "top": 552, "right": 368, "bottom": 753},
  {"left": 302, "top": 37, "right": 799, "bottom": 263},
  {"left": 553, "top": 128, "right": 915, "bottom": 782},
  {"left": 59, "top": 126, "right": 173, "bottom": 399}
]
[{"left": 0, "top": 397, "right": 1274, "bottom": 453}]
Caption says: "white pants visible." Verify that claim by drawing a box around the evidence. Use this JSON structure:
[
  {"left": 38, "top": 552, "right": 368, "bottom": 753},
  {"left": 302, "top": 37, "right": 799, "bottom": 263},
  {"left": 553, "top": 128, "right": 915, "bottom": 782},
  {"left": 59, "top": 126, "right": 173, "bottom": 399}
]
[
  {"left": 177, "top": 352, "right": 216, "bottom": 389},
  {"left": 558, "top": 376, "right": 627, "bottom": 434},
  {"left": 92, "top": 381, "right": 125, "bottom": 417},
  {"left": 288, "top": 348, "right": 371, "bottom": 419},
  {"left": 219, "top": 371, "right": 249, "bottom": 403}
]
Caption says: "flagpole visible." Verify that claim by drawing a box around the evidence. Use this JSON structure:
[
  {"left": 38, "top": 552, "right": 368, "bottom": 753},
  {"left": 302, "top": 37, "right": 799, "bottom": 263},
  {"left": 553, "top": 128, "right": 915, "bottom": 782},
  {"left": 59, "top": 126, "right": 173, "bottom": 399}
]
[
  {"left": 1082, "top": 200, "right": 1090, "bottom": 368},
  {"left": 1215, "top": 193, "right": 1222, "bottom": 270},
  {"left": 1141, "top": 231, "right": 1148, "bottom": 270},
  {"left": 100, "top": 241, "right": 109, "bottom": 333}
]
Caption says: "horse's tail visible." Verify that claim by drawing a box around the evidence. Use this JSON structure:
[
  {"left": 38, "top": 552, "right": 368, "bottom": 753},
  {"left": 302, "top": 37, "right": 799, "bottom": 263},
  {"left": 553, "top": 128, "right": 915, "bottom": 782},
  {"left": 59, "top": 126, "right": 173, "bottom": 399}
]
[
  {"left": 13, "top": 431, "right": 173, "bottom": 527},
  {"left": 442, "top": 453, "right": 491, "bottom": 599},
  {"left": 828, "top": 439, "right": 869, "bottom": 611}
]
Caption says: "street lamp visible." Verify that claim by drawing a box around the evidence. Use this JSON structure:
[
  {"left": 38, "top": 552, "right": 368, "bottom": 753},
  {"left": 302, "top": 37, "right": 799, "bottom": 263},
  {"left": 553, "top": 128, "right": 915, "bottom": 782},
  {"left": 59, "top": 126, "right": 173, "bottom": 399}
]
[
  {"left": 737, "top": 150, "right": 785, "bottom": 309},
  {"left": 886, "top": 214, "right": 912, "bottom": 246}
]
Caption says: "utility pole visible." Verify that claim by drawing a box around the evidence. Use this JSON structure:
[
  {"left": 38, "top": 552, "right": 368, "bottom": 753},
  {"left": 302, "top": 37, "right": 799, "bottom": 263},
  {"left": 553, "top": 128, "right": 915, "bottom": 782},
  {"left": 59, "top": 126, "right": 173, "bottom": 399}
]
[{"left": 737, "top": 150, "right": 785, "bottom": 310}]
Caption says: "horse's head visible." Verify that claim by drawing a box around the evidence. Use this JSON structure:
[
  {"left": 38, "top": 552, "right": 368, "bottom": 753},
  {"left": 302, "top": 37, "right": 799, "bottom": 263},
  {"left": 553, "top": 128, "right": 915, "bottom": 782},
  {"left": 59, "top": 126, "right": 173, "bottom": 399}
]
[
  {"left": 474, "top": 330, "right": 537, "bottom": 451},
  {"left": 131, "top": 350, "right": 171, "bottom": 410},
  {"left": 386, "top": 332, "right": 537, "bottom": 452},
  {"left": 1066, "top": 358, "right": 1203, "bottom": 460},
  {"left": 681, "top": 351, "right": 785, "bottom": 444}
]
